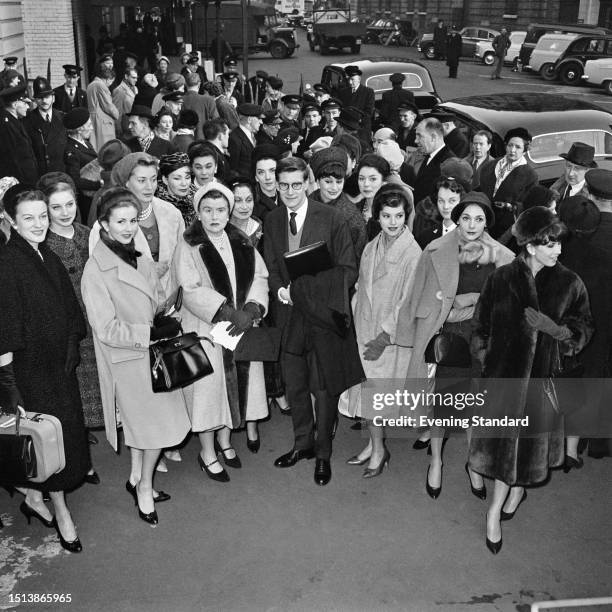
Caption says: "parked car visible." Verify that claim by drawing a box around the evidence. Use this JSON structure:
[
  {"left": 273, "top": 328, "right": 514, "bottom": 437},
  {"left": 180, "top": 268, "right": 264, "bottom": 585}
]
[
  {"left": 321, "top": 58, "right": 441, "bottom": 115},
  {"left": 553, "top": 34, "right": 612, "bottom": 85},
  {"left": 525, "top": 32, "right": 578, "bottom": 79},
  {"left": 475, "top": 31, "right": 526, "bottom": 66},
  {"left": 582, "top": 57, "right": 612, "bottom": 94},
  {"left": 418, "top": 26, "right": 498, "bottom": 60},
  {"left": 518, "top": 22, "right": 612, "bottom": 69},
  {"left": 433, "top": 92, "right": 612, "bottom": 184}
]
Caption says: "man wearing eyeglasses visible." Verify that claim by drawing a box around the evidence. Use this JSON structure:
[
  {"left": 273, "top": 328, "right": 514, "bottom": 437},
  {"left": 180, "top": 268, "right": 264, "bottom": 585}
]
[
  {"left": 263, "top": 156, "right": 363, "bottom": 486},
  {"left": 0, "top": 84, "right": 38, "bottom": 184}
]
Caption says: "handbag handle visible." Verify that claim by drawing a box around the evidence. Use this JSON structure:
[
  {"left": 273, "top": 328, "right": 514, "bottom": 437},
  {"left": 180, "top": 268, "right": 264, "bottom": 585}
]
[{"left": 0, "top": 405, "right": 26, "bottom": 437}]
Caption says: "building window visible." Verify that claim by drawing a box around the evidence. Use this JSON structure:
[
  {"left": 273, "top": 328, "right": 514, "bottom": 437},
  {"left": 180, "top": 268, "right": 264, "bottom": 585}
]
[{"left": 504, "top": 0, "right": 518, "bottom": 16}]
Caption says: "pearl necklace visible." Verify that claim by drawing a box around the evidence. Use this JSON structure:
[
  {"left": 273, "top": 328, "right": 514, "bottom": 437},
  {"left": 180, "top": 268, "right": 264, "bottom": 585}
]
[
  {"left": 138, "top": 202, "right": 153, "bottom": 222},
  {"left": 207, "top": 231, "right": 226, "bottom": 247}
]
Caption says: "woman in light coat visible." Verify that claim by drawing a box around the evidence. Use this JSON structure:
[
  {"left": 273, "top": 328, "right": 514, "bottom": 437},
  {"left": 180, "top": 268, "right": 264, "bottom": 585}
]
[
  {"left": 345, "top": 184, "right": 421, "bottom": 477},
  {"left": 174, "top": 183, "right": 269, "bottom": 482},
  {"left": 82, "top": 187, "right": 190, "bottom": 526},
  {"left": 396, "top": 192, "right": 514, "bottom": 499}
]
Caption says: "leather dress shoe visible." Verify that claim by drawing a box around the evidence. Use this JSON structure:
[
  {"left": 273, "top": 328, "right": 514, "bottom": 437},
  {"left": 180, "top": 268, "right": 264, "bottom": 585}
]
[
  {"left": 247, "top": 436, "right": 260, "bottom": 453},
  {"left": 274, "top": 448, "right": 315, "bottom": 468},
  {"left": 314, "top": 459, "right": 331, "bottom": 485}
]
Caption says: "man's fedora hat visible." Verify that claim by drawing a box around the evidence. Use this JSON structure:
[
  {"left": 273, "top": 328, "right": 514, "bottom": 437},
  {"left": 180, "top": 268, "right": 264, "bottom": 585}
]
[{"left": 560, "top": 142, "right": 598, "bottom": 168}]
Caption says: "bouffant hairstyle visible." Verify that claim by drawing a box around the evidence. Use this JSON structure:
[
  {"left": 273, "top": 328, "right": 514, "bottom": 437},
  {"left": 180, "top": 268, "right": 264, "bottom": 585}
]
[
  {"left": 356, "top": 154, "right": 391, "bottom": 180},
  {"left": 97, "top": 187, "right": 140, "bottom": 222},
  {"left": 372, "top": 184, "right": 414, "bottom": 221},
  {"left": 512, "top": 206, "right": 567, "bottom": 248},
  {"left": 2, "top": 185, "right": 46, "bottom": 219},
  {"left": 37, "top": 172, "right": 76, "bottom": 198}
]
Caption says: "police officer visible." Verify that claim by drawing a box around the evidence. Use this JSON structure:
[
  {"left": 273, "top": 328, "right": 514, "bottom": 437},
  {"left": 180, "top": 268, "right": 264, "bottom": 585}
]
[
  {"left": 24, "top": 77, "right": 67, "bottom": 174},
  {"left": 279, "top": 94, "right": 302, "bottom": 130},
  {"left": 53, "top": 65, "right": 88, "bottom": 114}
]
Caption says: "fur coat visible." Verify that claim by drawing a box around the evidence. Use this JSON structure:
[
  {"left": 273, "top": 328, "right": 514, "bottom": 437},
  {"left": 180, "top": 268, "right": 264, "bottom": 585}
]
[
  {"left": 174, "top": 222, "right": 269, "bottom": 431},
  {"left": 469, "top": 257, "right": 593, "bottom": 485}
]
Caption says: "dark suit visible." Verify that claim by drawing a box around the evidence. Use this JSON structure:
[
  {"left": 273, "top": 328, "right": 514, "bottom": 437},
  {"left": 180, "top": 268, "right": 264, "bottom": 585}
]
[
  {"left": 337, "top": 84, "right": 375, "bottom": 133},
  {"left": 53, "top": 86, "right": 88, "bottom": 114},
  {"left": 297, "top": 125, "right": 324, "bottom": 157},
  {"left": 397, "top": 126, "right": 417, "bottom": 150},
  {"left": 413, "top": 145, "right": 455, "bottom": 205},
  {"left": 263, "top": 198, "right": 363, "bottom": 460},
  {"left": 173, "top": 133, "right": 195, "bottom": 153},
  {"left": 228, "top": 125, "right": 255, "bottom": 178},
  {"left": 0, "top": 109, "right": 38, "bottom": 184},
  {"left": 463, "top": 153, "right": 494, "bottom": 189},
  {"left": 182, "top": 90, "right": 219, "bottom": 140},
  {"left": 478, "top": 157, "right": 538, "bottom": 238},
  {"left": 209, "top": 143, "right": 231, "bottom": 184},
  {"left": 379, "top": 87, "right": 415, "bottom": 129},
  {"left": 24, "top": 109, "right": 67, "bottom": 175},
  {"left": 64, "top": 137, "right": 98, "bottom": 220},
  {"left": 444, "top": 127, "right": 469, "bottom": 157},
  {"left": 124, "top": 135, "right": 178, "bottom": 158},
  {"left": 550, "top": 176, "right": 591, "bottom": 201}
]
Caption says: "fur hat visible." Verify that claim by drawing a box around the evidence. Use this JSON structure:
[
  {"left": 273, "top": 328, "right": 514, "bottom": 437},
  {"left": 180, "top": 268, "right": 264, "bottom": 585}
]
[
  {"left": 451, "top": 191, "right": 495, "bottom": 227},
  {"left": 440, "top": 158, "right": 473, "bottom": 192},
  {"left": 98, "top": 139, "right": 131, "bottom": 170},
  {"left": 558, "top": 195, "right": 601, "bottom": 236},
  {"left": 523, "top": 185, "right": 556, "bottom": 210},
  {"left": 332, "top": 133, "right": 361, "bottom": 161},
  {"left": 512, "top": 206, "right": 562, "bottom": 246},
  {"left": 310, "top": 146, "right": 347, "bottom": 178},
  {"left": 504, "top": 127, "right": 532, "bottom": 144}
]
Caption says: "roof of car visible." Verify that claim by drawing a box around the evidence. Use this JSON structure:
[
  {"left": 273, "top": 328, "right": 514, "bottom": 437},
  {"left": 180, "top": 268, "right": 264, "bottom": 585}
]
[{"left": 328, "top": 58, "right": 431, "bottom": 71}]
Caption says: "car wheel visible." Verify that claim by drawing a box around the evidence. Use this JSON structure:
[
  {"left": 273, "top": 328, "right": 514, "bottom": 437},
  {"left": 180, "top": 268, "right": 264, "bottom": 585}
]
[
  {"left": 424, "top": 45, "right": 435, "bottom": 60},
  {"left": 603, "top": 80, "right": 612, "bottom": 95},
  {"left": 351, "top": 44, "right": 361, "bottom": 54},
  {"left": 269, "top": 42, "right": 288, "bottom": 59},
  {"left": 559, "top": 62, "right": 583, "bottom": 86},
  {"left": 539, "top": 63, "right": 557, "bottom": 81},
  {"left": 483, "top": 52, "right": 495, "bottom": 66}
]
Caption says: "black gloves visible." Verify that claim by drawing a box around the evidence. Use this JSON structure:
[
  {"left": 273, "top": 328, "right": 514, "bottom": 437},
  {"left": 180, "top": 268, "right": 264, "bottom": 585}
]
[
  {"left": 65, "top": 338, "right": 81, "bottom": 374},
  {"left": 215, "top": 303, "right": 256, "bottom": 337},
  {"left": 524, "top": 307, "right": 571, "bottom": 341},
  {"left": 242, "top": 302, "right": 263, "bottom": 321},
  {"left": 0, "top": 362, "right": 24, "bottom": 413},
  {"left": 150, "top": 316, "right": 182, "bottom": 342},
  {"left": 363, "top": 331, "right": 391, "bottom": 361}
]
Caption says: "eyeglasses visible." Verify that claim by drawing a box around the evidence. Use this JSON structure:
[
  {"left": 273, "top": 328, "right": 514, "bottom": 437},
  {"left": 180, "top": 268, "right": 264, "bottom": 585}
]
[{"left": 278, "top": 182, "right": 304, "bottom": 191}]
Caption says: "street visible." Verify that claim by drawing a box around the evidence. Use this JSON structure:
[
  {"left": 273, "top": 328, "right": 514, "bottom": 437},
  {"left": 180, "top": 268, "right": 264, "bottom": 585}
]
[{"left": 245, "top": 29, "right": 612, "bottom": 110}]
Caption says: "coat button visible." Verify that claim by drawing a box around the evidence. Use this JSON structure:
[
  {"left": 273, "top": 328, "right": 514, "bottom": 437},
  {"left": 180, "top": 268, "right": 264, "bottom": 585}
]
[{"left": 135, "top": 343, "right": 142, "bottom": 348}]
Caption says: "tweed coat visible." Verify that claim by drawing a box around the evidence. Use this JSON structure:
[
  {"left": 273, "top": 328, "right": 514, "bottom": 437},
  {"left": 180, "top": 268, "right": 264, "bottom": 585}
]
[
  {"left": 86, "top": 77, "right": 119, "bottom": 149},
  {"left": 81, "top": 240, "right": 190, "bottom": 451},
  {"left": 173, "top": 222, "right": 269, "bottom": 432},
  {"left": 468, "top": 257, "right": 593, "bottom": 485},
  {"left": 395, "top": 229, "right": 514, "bottom": 386},
  {"left": 0, "top": 230, "right": 89, "bottom": 490},
  {"left": 345, "top": 228, "right": 421, "bottom": 417},
  {"left": 24, "top": 108, "right": 67, "bottom": 175},
  {"left": 89, "top": 196, "right": 184, "bottom": 295}
]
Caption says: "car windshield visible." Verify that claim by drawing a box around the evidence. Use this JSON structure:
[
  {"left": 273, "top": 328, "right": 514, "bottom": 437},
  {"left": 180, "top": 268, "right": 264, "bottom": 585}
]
[
  {"left": 529, "top": 129, "right": 612, "bottom": 163},
  {"left": 366, "top": 73, "right": 423, "bottom": 91}
]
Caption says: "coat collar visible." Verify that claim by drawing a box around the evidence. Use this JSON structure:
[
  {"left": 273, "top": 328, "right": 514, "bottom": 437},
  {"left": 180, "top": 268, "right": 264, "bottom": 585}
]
[
  {"left": 427, "top": 230, "right": 461, "bottom": 300},
  {"left": 92, "top": 239, "right": 156, "bottom": 301}
]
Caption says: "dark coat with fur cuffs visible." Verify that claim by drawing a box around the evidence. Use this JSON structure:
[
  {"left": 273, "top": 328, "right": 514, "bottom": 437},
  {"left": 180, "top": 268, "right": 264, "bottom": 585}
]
[
  {"left": 469, "top": 257, "right": 593, "bottom": 485},
  {"left": 176, "top": 221, "right": 269, "bottom": 430}
]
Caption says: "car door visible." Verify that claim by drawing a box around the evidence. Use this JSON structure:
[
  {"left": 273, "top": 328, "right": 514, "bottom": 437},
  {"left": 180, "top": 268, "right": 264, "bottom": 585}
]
[{"left": 461, "top": 28, "right": 478, "bottom": 56}]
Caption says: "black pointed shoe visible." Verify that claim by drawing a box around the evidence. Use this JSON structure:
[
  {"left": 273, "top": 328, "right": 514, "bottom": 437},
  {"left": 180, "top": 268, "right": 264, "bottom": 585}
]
[
  {"left": 52, "top": 518, "right": 83, "bottom": 552},
  {"left": 274, "top": 447, "right": 315, "bottom": 468},
  {"left": 314, "top": 459, "right": 331, "bottom": 486},
  {"left": 465, "top": 463, "right": 486, "bottom": 500},
  {"left": 425, "top": 466, "right": 441, "bottom": 499},
  {"left": 198, "top": 454, "right": 230, "bottom": 482},
  {"left": 246, "top": 436, "right": 260, "bottom": 453},
  {"left": 500, "top": 489, "right": 527, "bottom": 521}
]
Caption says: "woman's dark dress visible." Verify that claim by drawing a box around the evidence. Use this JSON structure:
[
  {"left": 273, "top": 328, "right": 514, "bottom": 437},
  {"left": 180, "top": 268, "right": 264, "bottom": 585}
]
[{"left": 0, "top": 231, "right": 90, "bottom": 491}]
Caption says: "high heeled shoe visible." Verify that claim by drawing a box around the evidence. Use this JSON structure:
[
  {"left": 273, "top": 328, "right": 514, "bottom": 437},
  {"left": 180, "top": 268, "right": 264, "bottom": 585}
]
[
  {"left": 465, "top": 463, "right": 486, "bottom": 500},
  {"left": 485, "top": 514, "right": 502, "bottom": 555},
  {"left": 198, "top": 454, "right": 230, "bottom": 482},
  {"left": 346, "top": 454, "right": 370, "bottom": 466},
  {"left": 363, "top": 449, "right": 390, "bottom": 479},
  {"left": 125, "top": 480, "right": 171, "bottom": 505},
  {"left": 425, "top": 465, "right": 442, "bottom": 499},
  {"left": 413, "top": 438, "right": 431, "bottom": 450},
  {"left": 246, "top": 435, "right": 260, "bottom": 453},
  {"left": 20, "top": 500, "right": 54, "bottom": 528},
  {"left": 563, "top": 455, "right": 584, "bottom": 473},
  {"left": 500, "top": 489, "right": 527, "bottom": 521},
  {"left": 214, "top": 441, "right": 242, "bottom": 468},
  {"left": 51, "top": 517, "right": 83, "bottom": 552}
]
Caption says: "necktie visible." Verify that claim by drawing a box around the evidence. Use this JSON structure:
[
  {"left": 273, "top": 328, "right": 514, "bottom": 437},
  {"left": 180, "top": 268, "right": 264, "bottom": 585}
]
[
  {"left": 472, "top": 158, "right": 478, "bottom": 170},
  {"left": 45, "top": 113, "right": 50, "bottom": 123},
  {"left": 69, "top": 87, "right": 74, "bottom": 99},
  {"left": 564, "top": 185, "right": 571, "bottom": 199},
  {"left": 289, "top": 212, "right": 297, "bottom": 236}
]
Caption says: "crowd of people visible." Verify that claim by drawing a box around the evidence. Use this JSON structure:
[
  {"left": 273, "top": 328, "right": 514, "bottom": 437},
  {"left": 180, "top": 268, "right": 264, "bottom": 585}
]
[{"left": 0, "top": 44, "right": 611, "bottom": 560}]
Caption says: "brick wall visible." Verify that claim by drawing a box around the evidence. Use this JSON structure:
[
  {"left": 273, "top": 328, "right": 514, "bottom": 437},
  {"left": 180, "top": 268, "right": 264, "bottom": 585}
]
[{"left": 21, "top": 0, "right": 76, "bottom": 88}]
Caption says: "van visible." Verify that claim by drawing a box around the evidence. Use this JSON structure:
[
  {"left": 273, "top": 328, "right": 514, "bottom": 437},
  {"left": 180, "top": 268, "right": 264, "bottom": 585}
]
[
  {"left": 518, "top": 23, "right": 612, "bottom": 68},
  {"left": 526, "top": 33, "right": 578, "bottom": 79}
]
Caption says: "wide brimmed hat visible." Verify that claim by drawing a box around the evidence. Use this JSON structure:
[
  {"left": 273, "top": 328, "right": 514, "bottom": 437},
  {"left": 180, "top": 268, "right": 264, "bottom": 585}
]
[
  {"left": 559, "top": 142, "right": 598, "bottom": 168},
  {"left": 450, "top": 191, "right": 494, "bottom": 227}
]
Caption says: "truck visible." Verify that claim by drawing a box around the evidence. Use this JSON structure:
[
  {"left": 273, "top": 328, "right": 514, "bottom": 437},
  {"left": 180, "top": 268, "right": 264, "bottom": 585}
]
[
  {"left": 307, "top": 0, "right": 366, "bottom": 54},
  {"left": 195, "top": 1, "right": 298, "bottom": 60}
]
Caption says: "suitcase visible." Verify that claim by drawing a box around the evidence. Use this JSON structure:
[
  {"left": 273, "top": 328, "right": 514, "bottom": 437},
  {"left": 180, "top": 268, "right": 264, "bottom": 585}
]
[{"left": 0, "top": 407, "right": 65, "bottom": 483}]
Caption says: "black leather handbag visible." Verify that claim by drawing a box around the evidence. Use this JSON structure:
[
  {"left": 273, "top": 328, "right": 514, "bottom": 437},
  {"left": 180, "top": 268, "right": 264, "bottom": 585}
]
[
  {"left": 0, "top": 407, "right": 37, "bottom": 483},
  {"left": 150, "top": 332, "right": 214, "bottom": 393},
  {"left": 424, "top": 331, "right": 472, "bottom": 368}
]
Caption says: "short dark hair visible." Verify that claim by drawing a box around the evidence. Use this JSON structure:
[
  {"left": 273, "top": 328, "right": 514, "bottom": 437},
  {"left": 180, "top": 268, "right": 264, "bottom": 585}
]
[
  {"left": 317, "top": 170, "right": 345, "bottom": 180},
  {"left": 152, "top": 108, "right": 173, "bottom": 129},
  {"left": 356, "top": 154, "right": 391, "bottom": 179},
  {"left": 372, "top": 184, "right": 413, "bottom": 220},
  {"left": 188, "top": 141, "right": 218, "bottom": 165},
  {"left": 276, "top": 156, "right": 308, "bottom": 181},
  {"left": 3, "top": 188, "right": 46, "bottom": 219},
  {"left": 473, "top": 130, "right": 492, "bottom": 145},
  {"left": 203, "top": 118, "right": 229, "bottom": 141},
  {"left": 434, "top": 176, "right": 466, "bottom": 197},
  {"left": 97, "top": 187, "right": 140, "bottom": 222}
]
